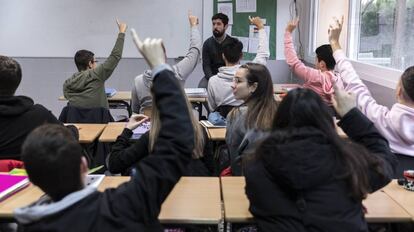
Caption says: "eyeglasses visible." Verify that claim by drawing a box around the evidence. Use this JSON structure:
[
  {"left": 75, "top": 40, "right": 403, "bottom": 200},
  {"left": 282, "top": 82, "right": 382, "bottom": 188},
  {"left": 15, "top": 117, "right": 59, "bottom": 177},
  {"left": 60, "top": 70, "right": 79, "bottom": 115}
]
[{"left": 92, "top": 60, "right": 99, "bottom": 63}]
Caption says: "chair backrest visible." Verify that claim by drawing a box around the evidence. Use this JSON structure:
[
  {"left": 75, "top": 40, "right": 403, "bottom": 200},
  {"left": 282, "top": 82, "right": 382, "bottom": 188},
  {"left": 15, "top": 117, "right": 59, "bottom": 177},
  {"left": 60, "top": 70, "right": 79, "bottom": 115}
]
[{"left": 59, "top": 105, "right": 114, "bottom": 123}]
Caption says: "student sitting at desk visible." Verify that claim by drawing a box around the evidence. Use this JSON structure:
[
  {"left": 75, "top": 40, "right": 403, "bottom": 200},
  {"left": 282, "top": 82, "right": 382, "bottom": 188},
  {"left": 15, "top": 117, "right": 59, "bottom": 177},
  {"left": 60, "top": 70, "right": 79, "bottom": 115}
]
[
  {"left": 329, "top": 16, "right": 414, "bottom": 177},
  {"left": 225, "top": 63, "right": 277, "bottom": 175},
  {"left": 131, "top": 12, "right": 202, "bottom": 114},
  {"left": 207, "top": 16, "right": 269, "bottom": 117},
  {"left": 14, "top": 35, "right": 195, "bottom": 231},
  {"left": 107, "top": 101, "right": 210, "bottom": 176},
  {"left": 63, "top": 20, "right": 127, "bottom": 109},
  {"left": 0, "top": 56, "right": 61, "bottom": 159},
  {"left": 284, "top": 18, "right": 343, "bottom": 115},
  {"left": 244, "top": 84, "right": 397, "bottom": 232}
]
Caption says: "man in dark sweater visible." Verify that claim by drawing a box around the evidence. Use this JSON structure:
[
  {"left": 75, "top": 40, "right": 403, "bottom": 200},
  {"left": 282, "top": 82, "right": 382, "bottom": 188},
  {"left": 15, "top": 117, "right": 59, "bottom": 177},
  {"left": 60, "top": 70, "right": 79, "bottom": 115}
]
[
  {"left": 199, "top": 13, "right": 232, "bottom": 88},
  {"left": 0, "top": 56, "right": 61, "bottom": 159},
  {"left": 14, "top": 33, "right": 194, "bottom": 232}
]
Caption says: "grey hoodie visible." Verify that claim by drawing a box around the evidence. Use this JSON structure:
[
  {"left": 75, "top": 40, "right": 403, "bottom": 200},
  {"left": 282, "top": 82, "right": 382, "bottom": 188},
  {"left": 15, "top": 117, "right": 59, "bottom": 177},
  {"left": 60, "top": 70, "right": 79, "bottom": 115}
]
[
  {"left": 131, "top": 26, "right": 202, "bottom": 114},
  {"left": 207, "top": 28, "right": 270, "bottom": 111}
]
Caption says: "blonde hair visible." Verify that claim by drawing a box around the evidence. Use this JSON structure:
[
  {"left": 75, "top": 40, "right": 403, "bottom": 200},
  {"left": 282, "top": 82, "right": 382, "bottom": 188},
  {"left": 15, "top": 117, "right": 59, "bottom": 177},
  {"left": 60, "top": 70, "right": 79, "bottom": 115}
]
[{"left": 149, "top": 89, "right": 204, "bottom": 159}]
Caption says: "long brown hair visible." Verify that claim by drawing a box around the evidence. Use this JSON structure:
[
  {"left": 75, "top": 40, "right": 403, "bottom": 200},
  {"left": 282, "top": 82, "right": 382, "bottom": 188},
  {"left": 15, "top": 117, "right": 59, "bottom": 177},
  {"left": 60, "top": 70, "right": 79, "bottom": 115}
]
[
  {"left": 229, "top": 63, "right": 277, "bottom": 130},
  {"left": 149, "top": 89, "right": 204, "bottom": 159},
  {"left": 267, "top": 88, "right": 386, "bottom": 200}
]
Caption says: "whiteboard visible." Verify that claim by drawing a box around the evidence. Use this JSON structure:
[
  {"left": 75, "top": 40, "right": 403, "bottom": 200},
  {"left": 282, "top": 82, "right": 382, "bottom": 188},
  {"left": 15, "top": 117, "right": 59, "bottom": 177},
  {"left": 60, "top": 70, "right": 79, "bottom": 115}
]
[{"left": 0, "top": 0, "right": 203, "bottom": 58}]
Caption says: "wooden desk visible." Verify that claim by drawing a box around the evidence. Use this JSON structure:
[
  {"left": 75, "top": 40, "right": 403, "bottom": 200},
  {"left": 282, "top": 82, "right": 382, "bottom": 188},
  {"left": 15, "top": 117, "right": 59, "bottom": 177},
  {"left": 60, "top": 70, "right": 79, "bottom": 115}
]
[
  {"left": 98, "top": 122, "right": 126, "bottom": 142},
  {"left": 59, "top": 91, "right": 131, "bottom": 102},
  {"left": 65, "top": 123, "right": 106, "bottom": 143},
  {"left": 221, "top": 177, "right": 411, "bottom": 223},
  {"left": 59, "top": 91, "right": 132, "bottom": 116},
  {"left": 202, "top": 125, "right": 345, "bottom": 141},
  {"left": 383, "top": 180, "right": 414, "bottom": 221},
  {"left": 273, "top": 84, "right": 301, "bottom": 94},
  {"left": 0, "top": 177, "right": 222, "bottom": 225},
  {"left": 99, "top": 176, "right": 222, "bottom": 224},
  {"left": 202, "top": 127, "right": 226, "bottom": 141}
]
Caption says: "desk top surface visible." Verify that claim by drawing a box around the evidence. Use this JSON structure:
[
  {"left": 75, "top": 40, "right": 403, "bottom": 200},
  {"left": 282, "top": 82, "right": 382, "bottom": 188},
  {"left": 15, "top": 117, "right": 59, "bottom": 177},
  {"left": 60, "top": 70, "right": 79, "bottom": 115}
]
[
  {"left": 65, "top": 123, "right": 107, "bottom": 143},
  {"left": 221, "top": 177, "right": 411, "bottom": 223},
  {"left": 0, "top": 177, "right": 222, "bottom": 224},
  {"left": 383, "top": 180, "right": 414, "bottom": 221},
  {"left": 202, "top": 127, "right": 226, "bottom": 141},
  {"left": 273, "top": 84, "right": 301, "bottom": 94},
  {"left": 201, "top": 125, "right": 345, "bottom": 141},
  {"left": 59, "top": 91, "right": 132, "bottom": 101},
  {"left": 98, "top": 122, "right": 126, "bottom": 142}
]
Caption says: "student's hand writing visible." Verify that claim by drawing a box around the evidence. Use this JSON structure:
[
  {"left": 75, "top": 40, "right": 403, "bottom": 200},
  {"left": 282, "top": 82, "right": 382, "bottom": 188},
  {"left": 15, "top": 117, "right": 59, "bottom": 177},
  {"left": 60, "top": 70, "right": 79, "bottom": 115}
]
[
  {"left": 286, "top": 18, "right": 299, "bottom": 33},
  {"left": 188, "top": 10, "right": 199, "bottom": 27},
  {"left": 126, "top": 114, "right": 149, "bottom": 130},
  {"left": 332, "top": 84, "right": 356, "bottom": 118},
  {"left": 249, "top": 16, "right": 264, "bottom": 30},
  {"left": 116, "top": 19, "right": 128, "bottom": 34},
  {"left": 328, "top": 16, "right": 344, "bottom": 52},
  {"left": 131, "top": 29, "right": 166, "bottom": 69}
]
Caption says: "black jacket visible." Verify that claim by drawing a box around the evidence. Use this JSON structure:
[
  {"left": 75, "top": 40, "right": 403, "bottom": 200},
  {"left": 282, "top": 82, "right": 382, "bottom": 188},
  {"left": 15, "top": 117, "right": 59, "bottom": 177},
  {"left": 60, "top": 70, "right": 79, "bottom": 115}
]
[
  {"left": 108, "top": 128, "right": 210, "bottom": 177},
  {"left": 202, "top": 35, "right": 232, "bottom": 79},
  {"left": 15, "top": 68, "right": 194, "bottom": 231},
  {"left": 0, "top": 96, "right": 61, "bottom": 159},
  {"left": 244, "top": 108, "right": 397, "bottom": 232}
]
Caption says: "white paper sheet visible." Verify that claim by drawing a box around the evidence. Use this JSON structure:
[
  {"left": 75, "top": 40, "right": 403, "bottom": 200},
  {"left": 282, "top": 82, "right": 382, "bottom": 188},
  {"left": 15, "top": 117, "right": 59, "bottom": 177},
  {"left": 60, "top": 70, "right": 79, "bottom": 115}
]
[
  {"left": 217, "top": 3, "right": 233, "bottom": 24},
  {"left": 248, "top": 25, "right": 270, "bottom": 40},
  {"left": 236, "top": 0, "right": 256, "bottom": 13},
  {"left": 227, "top": 24, "right": 232, "bottom": 36},
  {"left": 234, "top": 36, "right": 249, "bottom": 53}
]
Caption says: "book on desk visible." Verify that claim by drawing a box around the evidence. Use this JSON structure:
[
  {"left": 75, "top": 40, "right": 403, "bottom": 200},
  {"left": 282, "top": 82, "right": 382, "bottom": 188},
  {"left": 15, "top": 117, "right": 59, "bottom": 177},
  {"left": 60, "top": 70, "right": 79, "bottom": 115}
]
[
  {"left": 0, "top": 174, "right": 29, "bottom": 202},
  {"left": 185, "top": 88, "right": 207, "bottom": 98},
  {"left": 105, "top": 88, "right": 117, "bottom": 97}
]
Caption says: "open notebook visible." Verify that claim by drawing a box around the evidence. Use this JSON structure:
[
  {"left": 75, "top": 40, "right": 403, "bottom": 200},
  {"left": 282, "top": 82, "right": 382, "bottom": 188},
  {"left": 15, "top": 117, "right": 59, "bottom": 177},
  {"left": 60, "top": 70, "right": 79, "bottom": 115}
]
[
  {"left": 105, "top": 88, "right": 117, "bottom": 97},
  {"left": 185, "top": 88, "right": 207, "bottom": 97},
  {"left": 0, "top": 174, "right": 29, "bottom": 202},
  {"left": 131, "top": 121, "right": 151, "bottom": 139},
  {"left": 85, "top": 175, "right": 105, "bottom": 189}
]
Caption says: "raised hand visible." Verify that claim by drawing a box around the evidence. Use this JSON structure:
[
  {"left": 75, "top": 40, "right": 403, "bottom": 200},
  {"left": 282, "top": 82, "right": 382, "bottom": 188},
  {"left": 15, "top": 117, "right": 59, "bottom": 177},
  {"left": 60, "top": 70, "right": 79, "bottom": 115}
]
[
  {"left": 116, "top": 19, "right": 128, "bottom": 34},
  {"left": 332, "top": 84, "right": 356, "bottom": 117},
  {"left": 131, "top": 29, "right": 166, "bottom": 69},
  {"left": 249, "top": 16, "right": 264, "bottom": 30},
  {"left": 188, "top": 10, "right": 199, "bottom": 27},
  {"left": 328, "top": 16, "right": 344, "bottom": 51},
  {"left": 126, "top": 114, "right": 149, "bottom": 130},
  {"left": 286, "top": 18, "right": 299, "bottom": 33}
]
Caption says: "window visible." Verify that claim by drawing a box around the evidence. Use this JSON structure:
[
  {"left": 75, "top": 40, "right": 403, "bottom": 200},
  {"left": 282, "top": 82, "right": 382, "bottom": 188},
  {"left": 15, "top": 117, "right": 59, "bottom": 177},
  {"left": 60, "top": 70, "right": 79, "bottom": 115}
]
[
  {"left": 312, "top": 0, "right": 414, "bottom": 71},
  {"left": 356, "top": 0, "right": 414, "bottom": 70}
]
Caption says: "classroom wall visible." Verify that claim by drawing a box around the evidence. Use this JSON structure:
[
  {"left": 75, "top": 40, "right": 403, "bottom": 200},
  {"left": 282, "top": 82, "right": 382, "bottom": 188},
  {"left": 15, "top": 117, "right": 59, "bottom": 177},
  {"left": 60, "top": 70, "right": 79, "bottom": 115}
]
[
  {"left": 14, "top": 0, "right": 295, "bottom": 117},
  {"left": 13, "top": 0, "right": 396, "bottom": 118}
]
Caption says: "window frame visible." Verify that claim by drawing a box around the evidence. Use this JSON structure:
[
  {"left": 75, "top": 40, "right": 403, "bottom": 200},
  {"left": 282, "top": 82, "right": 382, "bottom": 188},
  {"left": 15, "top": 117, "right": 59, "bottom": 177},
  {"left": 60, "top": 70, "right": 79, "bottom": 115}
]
[{"left": 307, "top": 0, "right": 402, "bottom": 89}]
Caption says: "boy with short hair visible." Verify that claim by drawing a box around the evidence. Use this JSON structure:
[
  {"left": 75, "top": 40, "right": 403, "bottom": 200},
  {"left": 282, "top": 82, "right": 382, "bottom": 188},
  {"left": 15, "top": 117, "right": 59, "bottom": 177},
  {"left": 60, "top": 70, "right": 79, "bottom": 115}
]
[
  {"left": 285, "top": 19, "right": 343, "bottom": 109},
  {"left": 0, "top": 55, "right": 60, "bottom": 159},
  {"left": 63, "top": 20, "right": 127, "bottom": 109}
]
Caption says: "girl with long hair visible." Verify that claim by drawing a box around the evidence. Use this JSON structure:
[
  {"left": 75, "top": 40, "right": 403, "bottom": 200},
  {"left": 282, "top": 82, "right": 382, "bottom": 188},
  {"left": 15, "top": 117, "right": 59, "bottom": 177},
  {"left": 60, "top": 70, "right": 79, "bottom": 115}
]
[
  {"left": 107, "top": 89, "right": 209, "bottom": 176},
  {"left": 226, "top": 62, "right": 278, "bottom": 175},
  {"left": 244, "top": 86, "right": 397, "bottom": 232}
]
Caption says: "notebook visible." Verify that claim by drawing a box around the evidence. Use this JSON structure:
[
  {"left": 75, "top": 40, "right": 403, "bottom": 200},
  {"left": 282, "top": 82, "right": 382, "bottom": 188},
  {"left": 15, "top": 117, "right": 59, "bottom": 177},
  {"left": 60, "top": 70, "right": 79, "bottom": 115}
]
[
  {"left": 131, "top": 121, "right": 151, "bottom": 139},
  {"left": 85, "top": 175, "right": 105, "bottom": 189},
  {"left": 185, "top": 88, "right": 207, "bottom": 97},
  {"left": 200, "top": 120, "right": 226, "bottom": 128},
  {"left": 105, "top": 88, "right": 117, "bottom": 97},
  {"left": 0, "top": 174, "right": 29, "bottom": 202}
]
